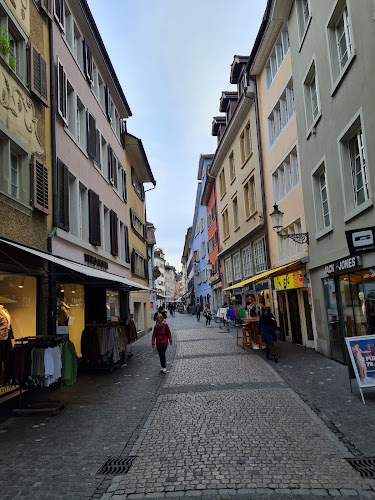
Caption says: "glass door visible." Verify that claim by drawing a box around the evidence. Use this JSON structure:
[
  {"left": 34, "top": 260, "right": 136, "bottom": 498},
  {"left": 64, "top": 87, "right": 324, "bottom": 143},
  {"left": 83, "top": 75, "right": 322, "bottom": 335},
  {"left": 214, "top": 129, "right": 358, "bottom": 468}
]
[
  {"left": 323, "top": 277, "right": 344, "bottom": 363},
  {"left": 302, "top": 290, "right": 314, "bottom": 347},
  {"left": 287, "top": 289, "right": 302, "bottom": 344}
]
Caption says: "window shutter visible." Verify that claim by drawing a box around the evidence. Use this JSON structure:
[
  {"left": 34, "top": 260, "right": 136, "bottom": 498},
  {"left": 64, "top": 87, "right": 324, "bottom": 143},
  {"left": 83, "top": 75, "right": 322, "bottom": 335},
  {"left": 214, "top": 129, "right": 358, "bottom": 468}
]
[
  {"left": 29, "top": 43, "right": 49, "bottom": 106},
  {"left": 110, "top": 210, "right": 118, "bottom": 256},
  {"left": 105, "top": 86, "right": 112, "bottom": 122},
  {"left": 57, "top": 59, "right": 67, "bottom": 122},
  {"left": 122, "top": 169, "right": 127, "bottom": 202},
  {"left": 40, "top": 0, "right": 53, "bottom": 19},
  {"left": 141, "top": 185, "right": 145, "bottom": 202},
  {"left": 130, "top": 208, "right": 134, "bottom": 230},
  {"left": 144, "top": 257, "right": 148, "bottom": 280},
  {"left": 108, "top": 145, "right": 113, "bottom": 184},
  {"left": 113, "top": 156, "right": 118, "bottom": 188},
  {"left": 131, "top": 249, "right": 135, "bottom": 274},
  {"left": 143, "top": 223, "right": 147, "bottom": 240},
  {"left": 95, "top": 129, "right": 100, "bottom": 165},
  {"left": 32, "top": 156, "right": 49, "bottom": 214},
  {"left": 88, "top": 190, "right": 101, "bottom": 246},
  {"left": 131, "top": 166, "right": 135, "bottom": 187},
  {"left": 86, "top": 110, "right": 97, "bottom": 160},
  {"left": 83, "top": 39, "right": 93, "bottom": 85},
  {"left": 120, "top": 120, "right": 126, "bottom": 148},
  {"left": 124, "top": 225, "right": 130, "bottom": 263},
  {"left": 57, "top": 159, "right": 69, "bottom": 231}
]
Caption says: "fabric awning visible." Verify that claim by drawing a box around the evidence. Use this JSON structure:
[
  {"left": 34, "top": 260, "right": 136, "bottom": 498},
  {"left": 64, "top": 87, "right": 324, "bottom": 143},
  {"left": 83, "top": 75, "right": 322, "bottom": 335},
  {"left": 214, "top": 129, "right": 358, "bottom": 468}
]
[
  {"left": 0, "top": 238, "right": 150, "bottom": 292},
  {"left": 223, "top": 260, "right": 302, "bottom": 291}
]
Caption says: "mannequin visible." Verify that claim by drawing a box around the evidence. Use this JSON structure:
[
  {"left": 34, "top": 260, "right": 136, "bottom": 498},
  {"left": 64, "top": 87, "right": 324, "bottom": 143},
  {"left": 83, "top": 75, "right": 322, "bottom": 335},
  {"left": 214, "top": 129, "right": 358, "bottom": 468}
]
[
  {"left": 57, "top": 300, "right": 70, "bottom": 326},
  {"left": 0, "top": 305, "right": 12, "bottom": 386}
]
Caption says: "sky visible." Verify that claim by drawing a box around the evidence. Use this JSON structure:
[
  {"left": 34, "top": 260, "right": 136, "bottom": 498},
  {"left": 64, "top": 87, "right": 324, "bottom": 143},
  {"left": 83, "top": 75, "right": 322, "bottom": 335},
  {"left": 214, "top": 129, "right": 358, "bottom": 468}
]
[{"left": 87, "top": 0, "right": 268, "bottom": 271}]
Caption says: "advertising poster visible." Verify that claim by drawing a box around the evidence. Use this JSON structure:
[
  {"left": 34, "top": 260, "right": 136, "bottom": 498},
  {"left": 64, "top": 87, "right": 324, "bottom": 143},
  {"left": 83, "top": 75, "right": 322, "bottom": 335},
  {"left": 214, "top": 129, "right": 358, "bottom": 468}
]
[{"left": 345, "top": 335, "right": 375, "bottom": 389}]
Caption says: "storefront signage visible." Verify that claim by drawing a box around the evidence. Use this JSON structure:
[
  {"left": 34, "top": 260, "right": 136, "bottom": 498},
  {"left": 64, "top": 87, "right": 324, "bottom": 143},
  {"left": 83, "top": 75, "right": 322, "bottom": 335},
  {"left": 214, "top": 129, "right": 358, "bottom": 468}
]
[
  {"left": 346, "top": 226, "right": 375, "bottom": 255},
  {"left": 0, "top": 384, "right": 19, "bottom": 397},
  {"left": 152, "top": 266, "right": 161, "bottom": 278},
  {"left": 84, "top": 253, "right": 108, "bottom": 270},
  {"left": 323, "top": 256, "right": 361, "bottom": 276},
  {"left": 345, "top": 335, "right": 375, "bottom": 403},
  {"left": 274, "top": 271, "right": 304, "bottom": 291}
]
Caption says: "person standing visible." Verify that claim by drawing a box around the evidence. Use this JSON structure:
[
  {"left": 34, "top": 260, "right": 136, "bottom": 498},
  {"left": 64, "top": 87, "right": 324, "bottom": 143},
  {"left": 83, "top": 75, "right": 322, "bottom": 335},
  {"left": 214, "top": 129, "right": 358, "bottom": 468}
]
[
  {"left": 203, "top": 305, "right": 212, "bottom": 326},
  {"left": 258, "top": 307, "right": 278, "bottom": 362},
  {"left": 196, "top": 304, "right": 201, "bottom": 321},
  {"left": 152, "top": 314, "right": 172, "bottom": 373}
]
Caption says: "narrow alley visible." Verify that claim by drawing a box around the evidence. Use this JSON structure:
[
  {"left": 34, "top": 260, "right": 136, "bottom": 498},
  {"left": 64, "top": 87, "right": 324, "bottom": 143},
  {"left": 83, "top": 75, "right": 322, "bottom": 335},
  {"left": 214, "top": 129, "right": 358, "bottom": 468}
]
[{"left": 1, "top": 315, "right": 375, "bottom": 499}]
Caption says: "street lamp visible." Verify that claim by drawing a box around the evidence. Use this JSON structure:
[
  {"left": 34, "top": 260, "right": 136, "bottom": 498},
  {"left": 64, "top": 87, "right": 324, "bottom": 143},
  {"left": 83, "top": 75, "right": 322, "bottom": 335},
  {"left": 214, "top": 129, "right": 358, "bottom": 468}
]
[
  {"left": 269, "top": 203, "right": 309, "bottom": 245},
  {"left": 206, "top": 261, "right": 213, "bottom": 276}
]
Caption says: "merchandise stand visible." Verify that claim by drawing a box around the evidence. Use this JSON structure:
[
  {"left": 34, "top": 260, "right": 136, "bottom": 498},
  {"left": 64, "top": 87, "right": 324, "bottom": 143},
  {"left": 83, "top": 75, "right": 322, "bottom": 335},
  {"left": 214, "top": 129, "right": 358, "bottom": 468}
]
[
  {"left": 12, "top": 336, "right": 67, "bottom": 416},
  {"left": 81, "top": 323, "right": 126, "bottom": 372}
]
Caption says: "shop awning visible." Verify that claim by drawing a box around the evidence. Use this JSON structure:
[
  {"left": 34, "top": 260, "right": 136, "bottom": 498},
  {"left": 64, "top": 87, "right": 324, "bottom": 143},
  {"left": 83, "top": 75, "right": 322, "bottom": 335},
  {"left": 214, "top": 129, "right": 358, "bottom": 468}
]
[
  {"left": 0, "top": 238, "right": 151, "bottom": 292},
  {"left": 223, "top": 260, "right": 302, "bottom": 291}
]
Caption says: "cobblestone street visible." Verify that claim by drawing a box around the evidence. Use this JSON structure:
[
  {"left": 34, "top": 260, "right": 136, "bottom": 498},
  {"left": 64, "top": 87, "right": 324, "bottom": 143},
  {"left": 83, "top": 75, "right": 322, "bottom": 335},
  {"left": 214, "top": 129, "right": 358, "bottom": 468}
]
[{"left": 1, "top": 314, "right": 375, "bottom": 499}]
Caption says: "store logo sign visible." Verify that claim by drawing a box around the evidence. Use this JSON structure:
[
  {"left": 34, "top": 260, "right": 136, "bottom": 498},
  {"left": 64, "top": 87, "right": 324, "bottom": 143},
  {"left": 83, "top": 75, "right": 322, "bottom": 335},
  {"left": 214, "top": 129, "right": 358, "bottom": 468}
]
[
  {"left": 324, "top": 256, "right": 361, "bottom": 276},
  {"left": 84, "top": 253, "right": 109, "bottom": 270},
  {"left": 346, "top": 226, "right": 375, "bottom": 255}
]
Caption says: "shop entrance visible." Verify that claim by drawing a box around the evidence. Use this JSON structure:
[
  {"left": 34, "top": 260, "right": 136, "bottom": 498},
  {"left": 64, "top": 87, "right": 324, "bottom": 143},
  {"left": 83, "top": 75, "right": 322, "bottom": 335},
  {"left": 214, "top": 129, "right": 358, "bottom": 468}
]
[{"left": 288, "top": 290, "right": 302, "bottom": 344}]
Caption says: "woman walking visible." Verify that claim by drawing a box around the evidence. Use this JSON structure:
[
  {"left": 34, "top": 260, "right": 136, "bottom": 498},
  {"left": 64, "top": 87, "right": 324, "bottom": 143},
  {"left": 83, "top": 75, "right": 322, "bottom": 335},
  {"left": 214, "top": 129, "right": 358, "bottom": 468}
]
[
  {"left": 258, "top": 307, "right": 278, "bottom": 362},
  {"left": 203, "top": 305, "right": 212, "bottom": 326},
  {"left": 152, "top": 314, "right": 172, "bottom": 373}
]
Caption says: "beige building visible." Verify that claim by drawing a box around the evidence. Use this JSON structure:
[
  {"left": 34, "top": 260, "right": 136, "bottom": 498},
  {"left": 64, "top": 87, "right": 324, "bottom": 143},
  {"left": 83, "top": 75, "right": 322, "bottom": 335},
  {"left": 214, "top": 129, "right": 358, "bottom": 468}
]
[
  {"left": 125, "top": 133, "right": 155, "bottom": 336},
  {"left": 210, "top": 56, "right": 265, "bottom": 306},
  {"left": 248, "top": 0, "right": 315, "bottom": 347}
]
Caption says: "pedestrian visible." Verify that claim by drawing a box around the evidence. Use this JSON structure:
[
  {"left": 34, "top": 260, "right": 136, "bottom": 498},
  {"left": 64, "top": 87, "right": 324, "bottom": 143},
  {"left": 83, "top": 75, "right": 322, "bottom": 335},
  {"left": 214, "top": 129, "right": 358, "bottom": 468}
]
[
  {"left": 172, "top": 303, "right": 176, "bottom": 317},
  {"left": 152, "top": 314, "right": 172, "bottom": 373},
  {"left": 258, "top": 307, "right": 278, "bottom": 362},
  {"left": 203, "top": 305, "right": 212, "bottom": 326},
  {"left": 153, "top": 306, "right": 167, "bottom": 322},
  {"left": 196, "top": 304, "right": 201, "bottom": 321}
]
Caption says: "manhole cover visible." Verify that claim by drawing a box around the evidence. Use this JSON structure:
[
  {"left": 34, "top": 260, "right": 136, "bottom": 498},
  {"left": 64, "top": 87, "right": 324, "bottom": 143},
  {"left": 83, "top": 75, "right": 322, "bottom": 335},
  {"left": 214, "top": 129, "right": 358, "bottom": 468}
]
[
  {"left": 347, "top": 458, "right": 375, "bottom": 477},
  {"left": 97, "top": 457, "right": 136, "bottom": 475}
]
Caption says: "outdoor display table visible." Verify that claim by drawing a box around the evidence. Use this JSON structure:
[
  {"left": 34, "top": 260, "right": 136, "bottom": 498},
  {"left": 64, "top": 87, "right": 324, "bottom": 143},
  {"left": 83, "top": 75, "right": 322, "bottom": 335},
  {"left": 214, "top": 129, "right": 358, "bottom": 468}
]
[{"left": 241, "top": 318, "right": 262, "bottom": 351}]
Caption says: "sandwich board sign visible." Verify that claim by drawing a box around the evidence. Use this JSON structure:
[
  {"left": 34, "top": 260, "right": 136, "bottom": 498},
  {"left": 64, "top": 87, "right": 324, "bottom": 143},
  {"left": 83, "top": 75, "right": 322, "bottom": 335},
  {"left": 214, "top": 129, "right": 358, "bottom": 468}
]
[{"left": 345, "top": 335, "right": 375, "bottom": 404}]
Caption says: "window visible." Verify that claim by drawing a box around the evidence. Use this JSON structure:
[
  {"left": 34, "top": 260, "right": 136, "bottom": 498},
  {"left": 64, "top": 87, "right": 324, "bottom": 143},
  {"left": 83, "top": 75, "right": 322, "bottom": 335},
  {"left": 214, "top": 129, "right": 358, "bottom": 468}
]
[
  {"left": 0, "top": 7, "right": 27, "bottom": 82},
  {"left": 212, "top": 202, "right": 216, "bottom": 220},
  {"left": 54, "top": 0, "right": 65, "bottom": 31},
  {"left": 224, "top": 258, "right": 233, "bottom": 285},
  {"left": 76, "top": 97, "right": 86, "bottom": 149},
  {"left": 200, "top": 216, "right": 205, "bottom": 232},
  {"left": 244, "top": 177, "right": 257, "bottom": 218},
  {"left": 339, "top": 114, "right": 370, "bottom": 215},
  {"left": 79, "top": 182, "right": 89, "bottom": 240},
  {"left": 265, "top": 24, "right": 289, "bottom": 90},
  {"left": 57, "top": 159, "right": 69, "bottom": 231},
  {"left": 254, "top": 238, "right": 266, "bottom": 273},
  {"left": 131, "top": 167, "right": 145, "bottom": 201},
  {"left": 242, "top": 246, "right": 252, "bottom": 277},
  {"left": 278, "top": 219, "right": 304, "bottom": 260},
  {"left": 303, "top": 60, "right": 320, "bottom": 132},
  {"left": 327, "top": 1, "right": 354, "bottom": 88},
  {"left": 214, "top": 229, "right": 218, "bottom": 246},
  {"left": 29, "top": 43, "right": 48, "bottom": 106},
  {"left": 110, "top": 210, "right": 118, "bottom": 256},
  {"left": 268, "top": 78, "right": 294, "bottom": 147},
  {"left": 208, "top": 236, "right": 214, "bottom": 254},
  {"left": 88, "top": 189, "right": 101, "bottom": 246},
  {"left": 10, "top": 153, "right": 18, "bottom": 199},
  {"left": 219, "top": 169, "right": 226, "bottom": 198},
  {"left": 245, "top": 122, "right": 252, "bottom": 159},
  {"left": 232, "top": 197, "right": 239, "bottom": 228},
  {"left": 349, "top": 129, "right": 368, "bottom": 208},
  {"left": 57, "top": 59, "right": 67, "bottom": 122},
  {"left": 200, "top": 240, "right": 206, "bottom": 259},
  {"left": 103, "top": 205, "right": 110, "bottom": 252},
  {"left": 222, "top": 209, "right": 229, "bottom": 240},
  {"left": 207, "top": 212, "right": 212, "bottom": 229},
  {"left": 229, "top": 152, "right": 235, "bottom": 181},
  {"left": 130, "top": 208, "right": 146, "bottom": 241},
  {"left": 312, "top": 160, "right": 331, "bottom": 235},
  {"left": 272, "top": 147, "right": 299, "bottom": 203},
  {"left": 233, "top": 253, "right": 241, "bottom": 281},
  {"left": 32, "top": 156, "right": 49, "bottom": 214},
  {"left": 297, "top": 0, "right": 311, "bottom": 40},
  {"left": 73, "top": 23, "right": 84, "bottom": 69},
  {"left": 131, "top": 250, "right": 147, "bottom": 279}
]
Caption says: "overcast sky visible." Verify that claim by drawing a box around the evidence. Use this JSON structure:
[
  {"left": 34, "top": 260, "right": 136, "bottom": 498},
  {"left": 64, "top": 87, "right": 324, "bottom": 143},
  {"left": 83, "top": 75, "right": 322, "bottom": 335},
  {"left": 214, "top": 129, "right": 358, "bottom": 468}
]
[{"left": 87, "top": 0, "right": 267, "bottom": 270}]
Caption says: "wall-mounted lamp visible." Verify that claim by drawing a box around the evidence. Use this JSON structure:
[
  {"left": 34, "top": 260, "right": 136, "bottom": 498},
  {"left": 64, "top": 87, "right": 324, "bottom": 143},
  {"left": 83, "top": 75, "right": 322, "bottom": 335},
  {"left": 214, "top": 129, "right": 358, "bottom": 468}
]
[{"left": 269, "top": 203, "right": 309, "bottom": 245}]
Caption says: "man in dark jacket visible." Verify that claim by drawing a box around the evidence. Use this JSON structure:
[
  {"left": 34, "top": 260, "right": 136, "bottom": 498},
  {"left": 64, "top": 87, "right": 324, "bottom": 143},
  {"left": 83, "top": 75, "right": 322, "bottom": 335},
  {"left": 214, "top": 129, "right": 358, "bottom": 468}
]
[{"left": 258, "top": 307, "right": 278, "bottom": 362}]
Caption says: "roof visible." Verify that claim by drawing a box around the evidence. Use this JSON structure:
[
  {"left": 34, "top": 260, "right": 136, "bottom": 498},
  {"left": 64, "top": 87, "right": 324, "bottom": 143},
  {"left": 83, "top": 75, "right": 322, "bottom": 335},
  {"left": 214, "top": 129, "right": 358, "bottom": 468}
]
[
  {"left": 219, "top": 91, "right": 239, "bottom": 112},
  {"left": 211, "top": 116, "right": 226, "bottom": 136},
  {"left": 230, "top": 55, "right": 249, "bottom": 84},
  {"left": 197, "top": 154, "right": 214, "bottom": 181},
  {"left": 125, "top": 133, "right": 156, "bottom": 185}
]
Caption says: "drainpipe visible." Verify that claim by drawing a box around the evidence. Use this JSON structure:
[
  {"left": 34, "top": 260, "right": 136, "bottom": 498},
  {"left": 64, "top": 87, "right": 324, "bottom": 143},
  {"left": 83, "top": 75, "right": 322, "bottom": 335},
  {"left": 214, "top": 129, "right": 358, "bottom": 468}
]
[
  {"left": 250, "top": 75, "right": 271, "bottom": 271},
  {"left": 47, "top": 17, "right": 57, "bottom": 335}
]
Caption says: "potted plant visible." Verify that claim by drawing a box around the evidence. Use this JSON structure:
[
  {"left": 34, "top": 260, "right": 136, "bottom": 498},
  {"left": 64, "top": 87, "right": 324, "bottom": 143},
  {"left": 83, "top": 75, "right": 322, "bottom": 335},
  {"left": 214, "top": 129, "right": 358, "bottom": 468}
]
[{"left": 0, "top": 28, "right": 17, "bottom": 71}]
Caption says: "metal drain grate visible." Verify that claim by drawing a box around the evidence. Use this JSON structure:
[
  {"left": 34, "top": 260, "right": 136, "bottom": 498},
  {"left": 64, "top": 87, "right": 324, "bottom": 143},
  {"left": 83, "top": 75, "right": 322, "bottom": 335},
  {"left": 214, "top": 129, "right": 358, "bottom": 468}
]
[
  {"left": 347, "top": 458, "right": 375, "bottom": 477},
  {"left": 97, "top": 457, "right": 136, "bottom": 475}
]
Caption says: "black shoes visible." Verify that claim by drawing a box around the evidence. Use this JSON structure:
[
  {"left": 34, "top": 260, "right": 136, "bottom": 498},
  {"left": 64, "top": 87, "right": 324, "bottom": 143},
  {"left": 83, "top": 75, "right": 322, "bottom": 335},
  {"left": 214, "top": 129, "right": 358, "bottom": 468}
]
[{"left": 273, "top": 355, "right": 278, "bottom": 363}]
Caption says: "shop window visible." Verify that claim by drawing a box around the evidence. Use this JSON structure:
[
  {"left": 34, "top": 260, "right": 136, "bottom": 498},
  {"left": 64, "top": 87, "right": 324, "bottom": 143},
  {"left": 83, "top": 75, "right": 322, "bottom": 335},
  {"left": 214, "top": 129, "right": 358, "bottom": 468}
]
[
  {"left": 56, "top": 284, "right": 84, "bottom": 357},
  {"left": 106, "top": 289, "right": 120, "bottom": 322}
]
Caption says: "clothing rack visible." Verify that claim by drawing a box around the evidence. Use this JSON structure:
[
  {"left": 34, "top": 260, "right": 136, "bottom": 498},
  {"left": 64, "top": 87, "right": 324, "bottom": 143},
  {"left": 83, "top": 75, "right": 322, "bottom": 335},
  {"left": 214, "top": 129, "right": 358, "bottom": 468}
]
[
  {"left": 81, "top": 324, "right": 126, "bottom": 371},
  {"left": 12, "top": 336, "right": 68, "bottom": 416}
]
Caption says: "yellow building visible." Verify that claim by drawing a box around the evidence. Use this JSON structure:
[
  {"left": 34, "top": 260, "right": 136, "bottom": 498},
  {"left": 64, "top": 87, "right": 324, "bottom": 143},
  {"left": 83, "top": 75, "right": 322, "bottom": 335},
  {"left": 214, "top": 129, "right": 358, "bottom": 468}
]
[
  {"left": 210, "top": 56, "right": 265, "bottom": 307},
  {"left": 248, "top": 0, "right": 315, "bottom": 347},
  {"left": 125, "top": 133, "right": 156, "bottom": 336}
]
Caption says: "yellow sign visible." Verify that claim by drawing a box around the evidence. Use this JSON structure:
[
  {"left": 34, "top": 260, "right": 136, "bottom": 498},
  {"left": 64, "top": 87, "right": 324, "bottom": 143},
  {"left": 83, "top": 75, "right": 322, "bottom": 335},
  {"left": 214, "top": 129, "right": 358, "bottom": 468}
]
[{"left": 274, "top": 271, "right": 304, "bottom": 291}]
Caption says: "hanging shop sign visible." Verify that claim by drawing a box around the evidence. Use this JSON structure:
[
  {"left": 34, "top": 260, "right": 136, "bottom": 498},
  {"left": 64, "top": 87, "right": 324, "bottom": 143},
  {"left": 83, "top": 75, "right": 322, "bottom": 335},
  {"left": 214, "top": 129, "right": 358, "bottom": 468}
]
[
  {"left": 323, "top": 256, "right": 361, "bottom": 276},
  {"left": 345, "top": 335, "right": 375, "bottom": 404},
  {"left": 274, "top": 271, "right": 304, "bottom": 291},
  {"left": 346, "top": 226, "right": 375, "bottom": 256},
  {"left": 84, "top": 253, "right": 108, "bottom": 270},
  {"left": 152, "top": 266, "right": 161, "bottom": 278}
]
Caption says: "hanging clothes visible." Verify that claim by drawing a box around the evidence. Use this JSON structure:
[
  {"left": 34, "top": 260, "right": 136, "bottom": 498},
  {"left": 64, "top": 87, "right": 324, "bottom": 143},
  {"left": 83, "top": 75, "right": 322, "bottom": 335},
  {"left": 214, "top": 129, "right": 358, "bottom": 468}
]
[
  {"left": 81, "top": 325, "right": 124, "bottom": 367},
  {"left": 62, "top": 341, "right": 78, "bottom": 386}
]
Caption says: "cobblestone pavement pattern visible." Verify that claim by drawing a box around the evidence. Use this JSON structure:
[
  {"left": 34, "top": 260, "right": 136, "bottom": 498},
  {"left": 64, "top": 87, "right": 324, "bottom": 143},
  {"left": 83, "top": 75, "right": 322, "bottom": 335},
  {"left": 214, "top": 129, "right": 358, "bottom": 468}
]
[{"left": 1, "top": 314, "right": 375, "bottom": 499}]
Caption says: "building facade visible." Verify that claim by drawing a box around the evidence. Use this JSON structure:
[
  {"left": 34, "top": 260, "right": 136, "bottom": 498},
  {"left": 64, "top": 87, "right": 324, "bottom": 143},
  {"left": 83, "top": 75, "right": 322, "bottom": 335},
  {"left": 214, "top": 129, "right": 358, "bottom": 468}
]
[
  {"left": 154, "top": 248, "right": 166, "bottom": 306},
  {"left": 287, "top": 0, "right": 375, "bottom": 362},
  {"left": 191, "top": 155, "right": 213, "bottom": 309}
]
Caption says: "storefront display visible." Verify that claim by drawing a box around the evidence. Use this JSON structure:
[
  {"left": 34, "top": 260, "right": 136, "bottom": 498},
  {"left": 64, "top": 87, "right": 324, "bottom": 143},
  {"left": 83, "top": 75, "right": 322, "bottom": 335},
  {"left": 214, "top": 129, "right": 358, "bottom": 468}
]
[
  {"left": 106, "top": 290, "right": 120, "bottom": 322},
  {"left": 56, "top": 284, "right": 85, "bottom": 357}
]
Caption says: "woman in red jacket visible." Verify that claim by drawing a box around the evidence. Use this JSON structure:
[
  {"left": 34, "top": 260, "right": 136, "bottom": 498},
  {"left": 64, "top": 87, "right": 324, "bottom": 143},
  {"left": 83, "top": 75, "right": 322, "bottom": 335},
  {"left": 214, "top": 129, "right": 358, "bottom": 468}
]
[{"left": 152, "top": 314, "right": 172, "bottom": 373}]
